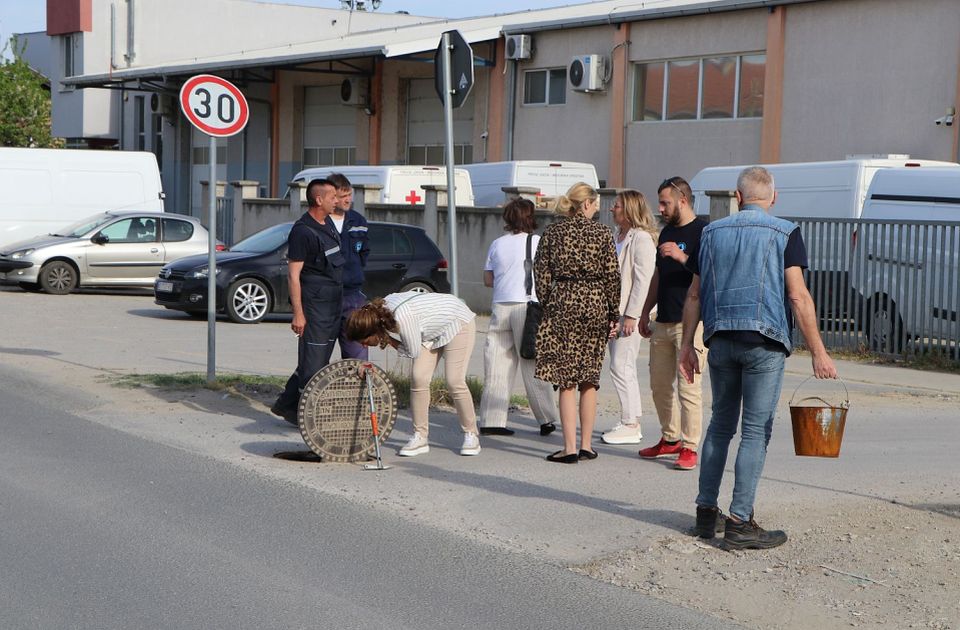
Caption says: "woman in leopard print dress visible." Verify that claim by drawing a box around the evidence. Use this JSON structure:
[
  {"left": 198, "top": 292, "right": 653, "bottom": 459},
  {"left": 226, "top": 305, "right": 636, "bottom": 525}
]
[{"left": 534, "top": 182, "right": 621, "bottom": 463}]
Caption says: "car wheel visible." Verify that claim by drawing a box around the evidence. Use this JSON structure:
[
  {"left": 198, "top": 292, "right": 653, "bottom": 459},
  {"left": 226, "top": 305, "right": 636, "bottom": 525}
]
[
  {"left": 39, "top": 261, "right": 78, "bottom": 295},
  {"left": 865, "top": 294, "right": 904, "bottom": 352},
  {"left": 18, "top": 282, "right": 42, "bottom": 292},
  {"left": 399, "top": 281, "right": 434, "bottom": 294},
  {"left": 226, "top": 278, "right": 271, "bottom": 324}
]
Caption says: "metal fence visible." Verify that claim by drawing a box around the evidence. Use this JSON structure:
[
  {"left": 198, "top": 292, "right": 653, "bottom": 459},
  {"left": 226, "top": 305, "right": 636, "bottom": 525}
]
[
  {"left": 793, "top": 217, "right": 960, "bottom": 362},
  {"left": 215, "top": 197, "right": 234, "bottom": 247}
]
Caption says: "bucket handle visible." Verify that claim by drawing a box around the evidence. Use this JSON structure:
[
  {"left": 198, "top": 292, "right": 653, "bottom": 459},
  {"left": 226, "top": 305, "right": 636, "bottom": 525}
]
[{"left": 789, "top": 375, "right": 849, "bottom": 409}]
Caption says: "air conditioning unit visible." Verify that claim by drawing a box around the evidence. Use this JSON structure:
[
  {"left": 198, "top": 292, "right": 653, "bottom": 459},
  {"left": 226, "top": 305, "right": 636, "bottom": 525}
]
[
  {"left": 505, "top": 34, "right": 532, "bottom": 60},
  {"left": 339, "top": 77, "right": 368, "bottom": 106},
  {"left": 568, "top": 54, "right": 606, "bottom": 92}
]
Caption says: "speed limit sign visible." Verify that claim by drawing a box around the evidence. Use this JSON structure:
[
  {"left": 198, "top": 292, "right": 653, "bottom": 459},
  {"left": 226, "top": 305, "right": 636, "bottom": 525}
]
[{"left": 179, "top": 74, "right": 249, "bottom": 137}]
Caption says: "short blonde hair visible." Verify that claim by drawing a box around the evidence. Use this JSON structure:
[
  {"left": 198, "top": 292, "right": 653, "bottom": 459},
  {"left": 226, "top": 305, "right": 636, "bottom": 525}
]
[{"left": 554, "top": 181, "right": 598, "bottom": 217}]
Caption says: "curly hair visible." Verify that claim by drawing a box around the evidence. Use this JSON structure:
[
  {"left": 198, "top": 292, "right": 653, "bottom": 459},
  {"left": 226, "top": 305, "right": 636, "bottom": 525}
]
[{"left": 345, "top": 298, "right": 399, "bottom": 348}]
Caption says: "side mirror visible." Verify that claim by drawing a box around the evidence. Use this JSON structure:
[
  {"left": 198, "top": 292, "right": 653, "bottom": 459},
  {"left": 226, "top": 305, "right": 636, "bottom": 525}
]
[{"left": 92, "top": 234, "right": 109, "bottom": 245}]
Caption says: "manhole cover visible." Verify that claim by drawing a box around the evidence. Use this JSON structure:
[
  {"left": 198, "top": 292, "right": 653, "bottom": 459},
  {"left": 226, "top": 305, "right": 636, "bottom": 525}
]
[{"left": 297, "top": 359, "right": 398, "bottom": 463}]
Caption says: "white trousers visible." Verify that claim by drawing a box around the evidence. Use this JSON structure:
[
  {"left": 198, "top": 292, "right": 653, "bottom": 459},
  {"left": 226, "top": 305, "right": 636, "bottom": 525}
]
[
  {"left": 478, "top": 302, "right": 560, "bottom": 428},
  {"left": 608, "top": 318, "right": 645, "bottom": 422}
]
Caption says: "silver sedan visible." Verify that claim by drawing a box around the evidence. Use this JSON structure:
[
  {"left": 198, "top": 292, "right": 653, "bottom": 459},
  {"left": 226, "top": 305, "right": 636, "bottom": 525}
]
[{"left": 0, "top": 211, "right": 217, "bottom": 294}]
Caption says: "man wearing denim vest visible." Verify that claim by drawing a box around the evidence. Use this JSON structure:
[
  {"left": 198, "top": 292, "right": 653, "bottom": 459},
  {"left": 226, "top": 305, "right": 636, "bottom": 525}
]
[{"left": 678, "top": 166, "right": 837, "bottom": 550}]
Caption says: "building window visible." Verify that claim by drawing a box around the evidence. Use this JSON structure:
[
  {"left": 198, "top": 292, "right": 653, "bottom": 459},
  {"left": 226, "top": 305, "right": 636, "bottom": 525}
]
[
  {"left": 302, "top": 146, "right": 356, "bottom": 168},
  {"left": 134, "top": 96, "right": 146, "bottom": 151},
  {"left": 152, "top": 114, "right": 163, "bottom": 170},
  {"left": 62, "top": 34, "right": 75, "bottom": 78},
  {"left": 522, "top": 68, "right": 566, "bottom": 106},
  {"left": 407, "top": 144, "right": 473, "bottom": 166},
  {"left": 633, "top": 53, "right": 765, "bottom": 122},
  {"left": 192, "top": 146, "right": 228, "bottom": 165}
]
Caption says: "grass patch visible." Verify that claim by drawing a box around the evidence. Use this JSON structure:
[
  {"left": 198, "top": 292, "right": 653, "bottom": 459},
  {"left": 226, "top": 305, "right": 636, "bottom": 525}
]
[{"left": 112, "top": 371, "right": 533, "bottom": 410}]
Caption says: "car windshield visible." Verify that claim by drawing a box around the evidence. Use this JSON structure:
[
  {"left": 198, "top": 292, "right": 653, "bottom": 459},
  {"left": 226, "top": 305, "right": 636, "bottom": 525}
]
[
  {"left": 53, "top": 213, "right": 117, "bottom": 238},
  {"left": 230, "top": 223, "right": 293, "bottom": 253}
]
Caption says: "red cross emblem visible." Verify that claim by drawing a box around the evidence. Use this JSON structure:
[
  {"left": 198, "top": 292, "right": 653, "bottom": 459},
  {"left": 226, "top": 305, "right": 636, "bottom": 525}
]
[{"left": 405, "top": 190, "right": 422, "bottom": 205}]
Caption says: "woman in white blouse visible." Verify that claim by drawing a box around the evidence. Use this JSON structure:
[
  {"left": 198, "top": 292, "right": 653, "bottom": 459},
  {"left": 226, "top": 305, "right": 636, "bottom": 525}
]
[
  {"left": 346, "top": 292, "right": 480, "bottom": 457},
  {"left": 601, "top": 189, "right": 659, "bottom": 445},
  {"left": 478, "top": 198, "right": 560, "bottom": 437}
]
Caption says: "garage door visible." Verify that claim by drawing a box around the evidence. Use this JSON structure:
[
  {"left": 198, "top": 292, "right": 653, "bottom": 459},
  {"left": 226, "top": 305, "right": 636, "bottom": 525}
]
[
  {"left": 406, "top": 78, "right": 473, "bottom": 165},
  {"left": 303, "top": 85, "right": 358, "bottom": 167}
]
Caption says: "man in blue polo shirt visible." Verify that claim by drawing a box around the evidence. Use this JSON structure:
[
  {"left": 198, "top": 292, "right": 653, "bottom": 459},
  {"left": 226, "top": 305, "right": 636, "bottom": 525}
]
[
  {"left": 327, "top": 172, "right": 370, "bottom": 360},
  {"left": 679, "top": 166, "right": 838, "bottom": 550}
]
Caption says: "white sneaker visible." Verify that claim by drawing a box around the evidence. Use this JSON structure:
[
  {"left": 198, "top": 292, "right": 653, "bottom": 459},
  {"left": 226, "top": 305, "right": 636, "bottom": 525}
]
[
  {"left": 399, "top": 432, "right": 430, "bottom": 457},
  {"left": 601, "top": 422, "right": 642, "bottom": 445},
  {"left": 460, "top": 432, "right": 481, "bottom": 456}
]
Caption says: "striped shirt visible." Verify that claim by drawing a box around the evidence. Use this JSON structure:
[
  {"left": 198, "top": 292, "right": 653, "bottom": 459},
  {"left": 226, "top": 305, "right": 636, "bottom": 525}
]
[{"left": 383, "top": 292, "right": 475, "bottom": 359}]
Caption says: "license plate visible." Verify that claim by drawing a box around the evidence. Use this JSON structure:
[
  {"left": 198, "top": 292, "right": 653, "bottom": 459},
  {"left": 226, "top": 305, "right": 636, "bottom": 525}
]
[{"left": 156, "top": 281, "right": 174, "bottom": 292}]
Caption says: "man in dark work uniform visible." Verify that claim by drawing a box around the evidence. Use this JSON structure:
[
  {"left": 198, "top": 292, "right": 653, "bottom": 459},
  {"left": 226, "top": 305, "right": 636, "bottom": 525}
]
[{"left": 271, "top": 178, "right": 344, "bottom": 425}]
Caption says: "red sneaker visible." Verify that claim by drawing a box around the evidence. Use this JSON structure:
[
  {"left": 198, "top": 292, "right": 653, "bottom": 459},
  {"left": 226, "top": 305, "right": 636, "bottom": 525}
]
[
  {"left": 638, "top": 438, "right": 682, "bottom": 459},
  {"left": 674, "top": 447, "right": 698, "bottom": 470}
]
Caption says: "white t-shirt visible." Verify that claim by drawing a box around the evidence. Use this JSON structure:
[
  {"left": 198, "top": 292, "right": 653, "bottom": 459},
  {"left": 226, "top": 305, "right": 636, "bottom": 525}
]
[
  {"left": 484, "top": 232, "right": 539, "bottom": 303},
  {"left": 330, "top": 214, "right": 346, "bottom": 233}
]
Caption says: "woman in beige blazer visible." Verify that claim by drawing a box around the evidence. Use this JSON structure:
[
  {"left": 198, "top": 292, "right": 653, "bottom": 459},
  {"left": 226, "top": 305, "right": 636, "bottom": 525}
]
[{"left": 602, "top": 190, "right": 659, "bottom": 445}]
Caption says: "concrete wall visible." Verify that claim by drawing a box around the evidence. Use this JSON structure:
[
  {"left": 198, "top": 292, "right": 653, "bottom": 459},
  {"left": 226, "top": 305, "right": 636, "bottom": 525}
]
[
  {"left": 511, "top": 25, "right": 616, "bottom": 184},
  {"left": 780, "top": 0, "right": 959, "bottom": 163},
  {"left": 230, "top": 195, "right": 568, "bottom": 311}
]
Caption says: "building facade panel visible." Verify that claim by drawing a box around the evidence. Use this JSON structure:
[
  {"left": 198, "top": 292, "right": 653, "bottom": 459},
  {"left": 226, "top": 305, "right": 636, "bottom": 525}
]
[
  {"left": 511, "top": 26, "right": 615, "bottom": 184},
  {"left": 780, "top": 0, "right": 959, "bottom": 163}
]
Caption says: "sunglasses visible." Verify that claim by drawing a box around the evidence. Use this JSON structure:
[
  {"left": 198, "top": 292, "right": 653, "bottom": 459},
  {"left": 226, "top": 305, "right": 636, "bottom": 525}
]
[{"left": 661, "top": 179, "right": 686, "bottom": 198}]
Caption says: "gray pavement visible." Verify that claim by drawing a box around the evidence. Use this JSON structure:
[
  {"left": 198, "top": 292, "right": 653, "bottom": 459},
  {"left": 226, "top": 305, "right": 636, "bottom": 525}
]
[{"left": 2, "top": 286, "right": 959, "bottom": 628}]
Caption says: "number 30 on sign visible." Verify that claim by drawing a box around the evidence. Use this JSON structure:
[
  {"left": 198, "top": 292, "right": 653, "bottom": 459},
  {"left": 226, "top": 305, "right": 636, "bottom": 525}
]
[{"left": 179, "top": 74, "right": 249, "bottom": 137}]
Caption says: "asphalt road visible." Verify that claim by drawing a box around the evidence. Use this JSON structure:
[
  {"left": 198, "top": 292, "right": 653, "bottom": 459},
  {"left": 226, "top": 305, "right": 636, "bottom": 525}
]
[{"left": 0, "top": 365, "right": 736, "bottom": 630}]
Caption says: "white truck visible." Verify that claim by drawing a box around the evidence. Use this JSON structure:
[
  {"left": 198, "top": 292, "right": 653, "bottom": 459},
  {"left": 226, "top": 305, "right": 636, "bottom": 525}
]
[
  {"left": 462, "top": 160, "right": 600, "bottom": 207},
  {"left": 0, "top": 147, "right": 165, "bottom": 249},
  {"left": 689, "top": 156, "right": 958, "bottom": 219},
  {"left": 290, "top": 165, "right": 475, "bottom": 207},
  {"left": 851, "top": 167, "right": 960, "bottom": 352}
]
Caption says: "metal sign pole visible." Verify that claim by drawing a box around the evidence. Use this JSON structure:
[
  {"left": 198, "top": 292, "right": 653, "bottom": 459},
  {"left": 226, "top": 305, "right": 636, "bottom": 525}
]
[
  {"left": 207, "top": 135, "right": 217, "bottom": 384},
  {"left": 441, "top": 31, "right": 459, "bottom": 296}
]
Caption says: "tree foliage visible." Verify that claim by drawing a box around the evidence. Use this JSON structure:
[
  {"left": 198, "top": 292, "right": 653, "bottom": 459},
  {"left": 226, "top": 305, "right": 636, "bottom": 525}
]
[{"left": 0, "top": 39, "right": 63, "bottom": 148}]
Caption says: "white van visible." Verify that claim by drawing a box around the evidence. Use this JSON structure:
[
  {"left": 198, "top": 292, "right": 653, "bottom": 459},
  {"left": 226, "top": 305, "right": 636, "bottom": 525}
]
[
  {"left": 461, "top": 160, "right": 600, "bottom": 207},
  {"left": 290, "top": 165, "right": 475, "bottom": 207},
  {"left": 690, "top": 156, "right": 958, "bottom": 219},
  {"left": 850, "top": 167, "right": 960, "bottom": 351},
  {"left": 0, "top": 148, "right": 165, "bottom": 249}
]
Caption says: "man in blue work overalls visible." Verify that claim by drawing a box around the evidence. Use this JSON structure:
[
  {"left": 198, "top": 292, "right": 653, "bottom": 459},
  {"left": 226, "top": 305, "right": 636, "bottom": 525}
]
[
  {"left": 272, "top": 178, "right": 344, "bottom": 425},
  {"left": 327, "top": 172, "right": 370, "bottom": 360}
]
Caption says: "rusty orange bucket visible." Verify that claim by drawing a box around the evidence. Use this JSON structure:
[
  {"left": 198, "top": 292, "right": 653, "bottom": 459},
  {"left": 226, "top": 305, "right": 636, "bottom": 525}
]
[{"left": 788, "top": 377, "right": 849, "bottom": 458}]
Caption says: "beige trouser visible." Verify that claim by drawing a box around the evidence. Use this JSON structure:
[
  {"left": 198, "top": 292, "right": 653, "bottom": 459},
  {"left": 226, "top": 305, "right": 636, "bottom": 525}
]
[
  {"left": 478, "top": 302, "right": 560, "bottom": 428},
  {"left": 411, "top": 319, "right": 478, "bottom": 437},
  {"left": 649, "top": 321, "right": 706, "bottom": 450}
]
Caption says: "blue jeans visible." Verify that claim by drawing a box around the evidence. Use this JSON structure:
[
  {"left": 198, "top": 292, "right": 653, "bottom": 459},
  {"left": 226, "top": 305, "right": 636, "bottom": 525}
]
[
  {"left": 338, "top": 289, "right": 369, "bottom": 360},
  {"left": 696, "top": 336, "right": 786, "bottom": 522}
]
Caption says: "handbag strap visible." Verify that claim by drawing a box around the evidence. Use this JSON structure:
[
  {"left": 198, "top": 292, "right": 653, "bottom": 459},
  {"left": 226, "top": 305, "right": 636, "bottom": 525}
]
[{"left": 524, "top": 233, "right": 534, "bottom": 300}]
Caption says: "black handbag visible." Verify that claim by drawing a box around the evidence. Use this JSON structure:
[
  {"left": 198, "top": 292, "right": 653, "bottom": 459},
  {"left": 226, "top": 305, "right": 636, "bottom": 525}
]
[{"left": 519, "top": 233, "right": 542, "bottom": 360}]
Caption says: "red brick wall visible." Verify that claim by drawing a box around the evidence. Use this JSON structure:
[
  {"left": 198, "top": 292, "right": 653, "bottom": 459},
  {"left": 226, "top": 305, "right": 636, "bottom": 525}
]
[{"left": 47, "top": 0, "right": 92, "bottom": 35}]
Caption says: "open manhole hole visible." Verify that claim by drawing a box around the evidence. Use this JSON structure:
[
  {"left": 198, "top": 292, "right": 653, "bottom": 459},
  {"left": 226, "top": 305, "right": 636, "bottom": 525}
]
[{"left": 274, "top": 359, "right": 398, "bottom": 464}]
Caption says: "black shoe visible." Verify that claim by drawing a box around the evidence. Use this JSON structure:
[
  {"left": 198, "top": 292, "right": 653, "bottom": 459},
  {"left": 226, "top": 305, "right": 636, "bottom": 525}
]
[
  {"left": 479, "top": 427, "right": 515, "bottom": 436},
  {"left": 578, "top": 449, "right": 598, "bottom": 460},
  {"left": 270, "top": 401, "right": 298, "bottom": 426},
  {"left": 724, "top": 518, "right": 787, "bottom": 550},
  {"left": 546, "top": 450, "right": 578, "bottom": 464},
  {"left": 695, "top": 506, "right": 727, "bottom": 539},
  {"left": 539, "top": 422, "right": 557, "bottom": 436}
]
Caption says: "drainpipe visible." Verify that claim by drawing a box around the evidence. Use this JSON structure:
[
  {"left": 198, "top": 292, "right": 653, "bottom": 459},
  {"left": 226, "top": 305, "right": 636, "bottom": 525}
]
[{"left": 505, "top": 59, "right": 517, "bottom": 161}]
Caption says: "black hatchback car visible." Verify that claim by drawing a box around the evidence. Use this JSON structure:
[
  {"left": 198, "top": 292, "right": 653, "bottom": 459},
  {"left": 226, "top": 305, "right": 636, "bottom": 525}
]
[{"left": 154, "top": 221, "right": 450, "bottom": 323}]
